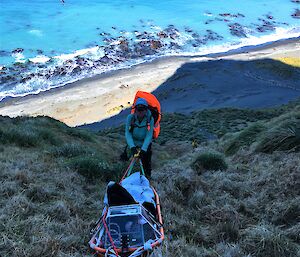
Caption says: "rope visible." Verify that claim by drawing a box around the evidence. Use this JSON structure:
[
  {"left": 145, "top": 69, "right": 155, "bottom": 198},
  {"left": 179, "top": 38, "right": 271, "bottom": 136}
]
[
  {"left": 120, "top": 157, "right": 136, "bottom": 182},
  {"left": 102, "top": 209, "right": 119, "bottom": 256},
  {"left": 120, "top": 149, "right": 144, "bottom": 182}
]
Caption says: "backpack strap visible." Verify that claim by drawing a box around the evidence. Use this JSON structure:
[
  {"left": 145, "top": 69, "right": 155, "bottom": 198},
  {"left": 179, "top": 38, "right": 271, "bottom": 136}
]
[{"left": 129, "top": 111, "right": 152, "bottom": 133}]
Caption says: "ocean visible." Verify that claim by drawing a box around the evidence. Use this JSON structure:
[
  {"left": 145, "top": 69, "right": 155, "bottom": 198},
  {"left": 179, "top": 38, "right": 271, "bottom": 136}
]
[{"left": 0, "top": 0, "right": 299, "bottom": 101}]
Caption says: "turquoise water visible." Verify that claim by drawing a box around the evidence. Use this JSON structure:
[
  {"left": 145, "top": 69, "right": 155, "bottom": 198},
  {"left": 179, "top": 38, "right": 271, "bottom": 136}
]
[{"left": 0, "top": 0, "right": 299, "bottom": 100}]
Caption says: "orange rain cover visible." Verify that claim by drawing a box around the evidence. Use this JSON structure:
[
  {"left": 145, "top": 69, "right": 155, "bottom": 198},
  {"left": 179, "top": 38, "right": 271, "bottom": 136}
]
[{"left": 131, "top": 91, "right": 161, "bottom": 138}]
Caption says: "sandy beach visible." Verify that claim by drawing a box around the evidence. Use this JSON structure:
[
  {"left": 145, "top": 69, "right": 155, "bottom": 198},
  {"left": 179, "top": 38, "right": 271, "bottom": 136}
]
[{"left": 0, "top": 38, "right": 299, "bottom": 127}]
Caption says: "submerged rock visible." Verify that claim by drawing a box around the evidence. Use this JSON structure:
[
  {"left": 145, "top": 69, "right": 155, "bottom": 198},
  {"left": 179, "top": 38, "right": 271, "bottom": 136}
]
[
  {"left": 228, "top": 23, "right": 248, "bottom": 37},
  {"left": 184, "top": 27, "right": 193, "bottom": 33},
  {"left": 265, "top": 14, "right": 274, "bottom": 20},
  {"left": 256, "top": 19, "right": 276, "bottom": 32},
  {"left": 205, "top": 19, "right": 214, "bottom": 25},
  {"left": 219, "top": 13, "right": 245, "bottom": 18},
  {"left": 12, "top": 48, "right": 24, "bottom": 54},
  {"left": 163, "top": 25, "right": 179, "bottom": 39},
  {"left": 0, "top": 75, "right": 15, "bottom": 83},
  {"left": 0, "top": 50, "right": 11, "bottom": 57},
  {"left": 291, "top": 9, "right": 300, "bottom": 18}
]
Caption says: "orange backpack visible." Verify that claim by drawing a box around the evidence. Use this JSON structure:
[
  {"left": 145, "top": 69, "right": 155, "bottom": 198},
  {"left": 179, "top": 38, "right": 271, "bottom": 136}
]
[{"left": 131, "top": 91, "right": 162, "bottom": 139}]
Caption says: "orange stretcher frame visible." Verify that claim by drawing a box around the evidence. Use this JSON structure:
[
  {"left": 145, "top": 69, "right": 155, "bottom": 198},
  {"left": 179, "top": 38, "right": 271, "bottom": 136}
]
[{"left": 89, "top": 186, "right": 164, "bottom": 257}]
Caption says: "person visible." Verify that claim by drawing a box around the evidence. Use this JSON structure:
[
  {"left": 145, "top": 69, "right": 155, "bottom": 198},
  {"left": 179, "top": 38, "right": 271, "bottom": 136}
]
[{"left": 125, "top": 97, "right": 154, "bottom": 178}]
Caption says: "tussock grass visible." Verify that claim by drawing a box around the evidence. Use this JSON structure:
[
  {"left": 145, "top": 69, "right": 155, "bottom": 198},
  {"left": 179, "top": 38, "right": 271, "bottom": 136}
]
[
  {"left": 223, "top": 109, "right": 300, "bottom": 154},
  {"left": 224, "top": 123, "right": 266, "bottom": 155},
  {"left": 215, "top": 221, "right": 239, "bottom": 243},
  {"left": 241, "top": 224, "right": 298, "bottom": 257},
  {"left": 273, "top": 198, "right": 300, "bottom": 226},
  {"left": 47, "top": 201, "right": 71, "bottom": 222},
  {"left": 191, "top": 151, "right": 228, "bottom": 172},
  {"left": 255, "top": 113, "right": 300, "bottom": 153},
  {"left": 51, "top": 142, "right": 93, "bottom": 158},
  {"left": 70, "top": 156, "right": 116, "bottom": 181}
]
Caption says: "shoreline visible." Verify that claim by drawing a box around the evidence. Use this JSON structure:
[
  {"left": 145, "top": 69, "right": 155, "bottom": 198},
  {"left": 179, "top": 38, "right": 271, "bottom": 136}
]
[
  {"left": 1, "top": 35, "right": 299, "bottom": 105},
  {"left": 0, "top": 36, "right": 299, "bottom": 127}
]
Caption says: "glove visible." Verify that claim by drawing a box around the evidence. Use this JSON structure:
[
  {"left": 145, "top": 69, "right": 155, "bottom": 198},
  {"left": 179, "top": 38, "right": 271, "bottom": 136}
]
[
  {"left": 139, "top": 150, "right": 146, "bottom": 158},
  {"left": 131, "top": 147, "right": 138, "bottom": 156}
]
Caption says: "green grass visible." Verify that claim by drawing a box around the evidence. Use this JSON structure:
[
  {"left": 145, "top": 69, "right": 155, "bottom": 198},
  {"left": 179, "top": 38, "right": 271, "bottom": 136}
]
[{"left": 191, "top": 151, "right": 228, "bottom": 173}]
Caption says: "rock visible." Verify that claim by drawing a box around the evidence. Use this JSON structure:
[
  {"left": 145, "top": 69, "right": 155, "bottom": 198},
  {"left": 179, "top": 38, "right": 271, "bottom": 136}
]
[
  {"left": 291, "top": 9, "right": 300, "bottom": 19},
  {"left": 0, "top": 75, "right": 13, "bottom": 83},
  {"left": 37, "top": 49, "right": 43, "bottom": 54},
  {"left": 184, "top": 27, "right": 193, "bottom": 33},
  {"left": 150, "top": 40, "right": 162, "bottom": 49},
  {"left": 169, "top": 42, "right": 181, "bottom": 50},
  {"left": 228, "top": 23, "right": 248, "bottom": 37},
  {"left": 21, "top": 77, "right": 31, "bottom": 83},
  {"left": 103, "top": 37, "right": 115, "bottom": 44},
  {"left": 132, "top": 41, "right": 157, "bottom": 57},
  {"left": 219, "top": 13, "right": 232, "bottom": 17},
  {"left": 99, "top": 32, "right": 111, "bottom": 36},
  {"left": 118, "top": 39, "right": 129, "bottom": 52},
  {"left": 205, "top": 19, "right": 214, "bottom": 25},
  {"left": 192, "top": 32, "right": 200, "bottom": 38},
  {"left": 100, "top": 55, "right": 115, "bottom": 65},
  {"left": 75, "top": 57, "right": 88, "bottom": 66},
  {"left": 12, "top": 48, "right": 24, "bottom": 54},
  {"left": 71, "top": 66, "right": 82, "bottom": 74},
  {"left": 256, "top": 19, "right": 275, "bottom": 32},
  {"left": 219, "top": 13, "right": 245, "bottom": 18},
  {"left": 266, "top": 14, "right": 274, "bottom": 19},
  {"left": 206, "top": 30, "right": 223, "bottom": 41},
  {"left": 164, "top": 25, "right": 179, "bottom": 39},
  {"left": 0, "top": 50, "right": 10, "bottom": 57},
  {"left": 157, "top": 31, "right": 168, "bottom": 38}
]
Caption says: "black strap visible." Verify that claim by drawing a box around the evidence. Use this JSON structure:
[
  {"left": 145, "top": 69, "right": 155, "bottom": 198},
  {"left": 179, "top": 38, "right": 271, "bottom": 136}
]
[{"left": 129, "top": 114, "right": 151, "bottom": 133}]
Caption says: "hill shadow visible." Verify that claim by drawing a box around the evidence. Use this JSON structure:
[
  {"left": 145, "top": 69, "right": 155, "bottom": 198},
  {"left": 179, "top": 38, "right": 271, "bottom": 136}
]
[{"left": 79, "top": 57, "right": 300, "bottom": 131}]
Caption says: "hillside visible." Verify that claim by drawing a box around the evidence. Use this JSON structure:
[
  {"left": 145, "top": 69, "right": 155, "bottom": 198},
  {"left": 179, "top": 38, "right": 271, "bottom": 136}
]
[{"left": 0, "top": 99, "right": 299, "bottom": 257}]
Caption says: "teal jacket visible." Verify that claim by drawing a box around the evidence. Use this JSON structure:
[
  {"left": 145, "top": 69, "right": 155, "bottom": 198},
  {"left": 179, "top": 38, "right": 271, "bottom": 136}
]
[{"left": 125, "top": 110, "right": 154, "bottom": 152}]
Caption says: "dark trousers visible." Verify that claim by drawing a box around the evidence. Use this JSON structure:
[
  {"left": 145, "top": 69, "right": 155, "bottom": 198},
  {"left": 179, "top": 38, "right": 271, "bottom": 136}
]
[{"left": 141, "top": 144, "right": 152, "bottom": 178}]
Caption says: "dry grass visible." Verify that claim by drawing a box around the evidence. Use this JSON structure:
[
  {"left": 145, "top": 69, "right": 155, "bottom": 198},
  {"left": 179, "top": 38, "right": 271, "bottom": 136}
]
[
  {"left": 1, "top": 99, "right": 300, "bottom": 256},
  {"left": 276, "top": 57, "right": 300, "bottom": 68},
  {"left": 151, "top": 146, "right": 300, "bottom": 256}
]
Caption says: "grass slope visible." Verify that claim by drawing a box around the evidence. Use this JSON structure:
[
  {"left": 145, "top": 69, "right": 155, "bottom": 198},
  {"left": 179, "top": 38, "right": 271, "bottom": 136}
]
[{"left": 0, "top": 99, "right": 300, "bottom": 257}]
